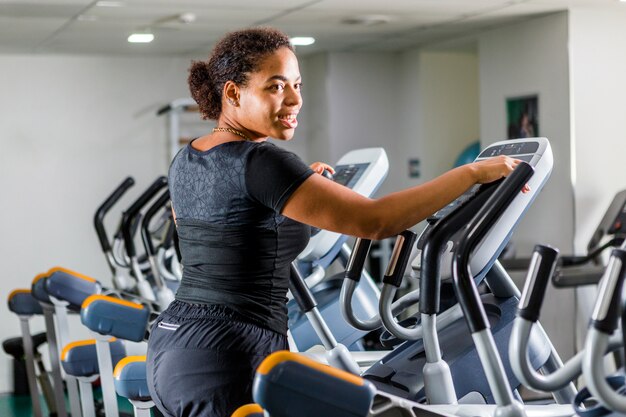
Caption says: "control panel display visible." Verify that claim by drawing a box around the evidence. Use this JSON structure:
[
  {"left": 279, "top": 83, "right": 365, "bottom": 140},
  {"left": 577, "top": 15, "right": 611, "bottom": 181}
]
[
  {"left": 333, "top": 163, "right": 369, "bottom": 188},
  {"left": 430, "top": 140, "right": 540, "bottom": 223},
  {"left": 478, "top": 142, "right": 539, "bottom": 158}
]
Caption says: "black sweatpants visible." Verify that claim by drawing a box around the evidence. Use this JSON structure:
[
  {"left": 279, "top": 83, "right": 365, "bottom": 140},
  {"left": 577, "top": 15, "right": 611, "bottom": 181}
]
[{"left": 146, "top": 300, "right": 288, "bottom": 417}]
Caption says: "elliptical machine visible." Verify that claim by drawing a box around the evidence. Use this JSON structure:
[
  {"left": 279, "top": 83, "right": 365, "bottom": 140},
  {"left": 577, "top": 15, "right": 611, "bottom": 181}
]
[{"left": 342, "top": 137, "right": 573, "bottom": 405}]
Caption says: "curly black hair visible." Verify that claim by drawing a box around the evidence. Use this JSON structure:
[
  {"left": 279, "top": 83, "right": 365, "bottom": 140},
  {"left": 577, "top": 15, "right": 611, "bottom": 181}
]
[{"left": 188, "top": 27, "right": 294, "bottom": 120}]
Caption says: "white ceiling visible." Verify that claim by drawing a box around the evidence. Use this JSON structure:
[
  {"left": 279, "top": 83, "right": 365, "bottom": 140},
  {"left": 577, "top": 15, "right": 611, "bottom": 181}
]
[{"left": 0, "top": 0, "right": 623, "bottom": 56}]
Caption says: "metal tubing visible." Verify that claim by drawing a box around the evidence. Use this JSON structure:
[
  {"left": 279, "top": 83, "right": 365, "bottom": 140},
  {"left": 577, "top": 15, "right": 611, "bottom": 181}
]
[
  {"left": 584, "top": 329, "right": 626, "bottom": 413},
  {"left": 42, "top": 305, "right": 68, "bottom": 417},
  {"left": 489, "top": 260, "right": 577, "bottom": 403},
  {"left": 19, "top": 317, "right": 43, "bottom": 417},
  {"left": 472, "top": 329, "right": 525, "bottom": 416},
  {"left": 131, "top": 400, "right": 155, "bottom": 417},
  {"left": 78, "top": 377, "right": 97, "bottom": 417},
  {"left": 512, "top": 319, "right": 621, "bottom": 398},
  {"left": 305, "top": 309, "right": 338, "bottom": 350},
  {"left": 53, "top": 300, "right": 83, "bottom": 417},
  {"left": 94, "top": 336, "right": 119, "bottom": 417},
  {"left": 421, "top": 314, "right": 441, "bottom": 363}
]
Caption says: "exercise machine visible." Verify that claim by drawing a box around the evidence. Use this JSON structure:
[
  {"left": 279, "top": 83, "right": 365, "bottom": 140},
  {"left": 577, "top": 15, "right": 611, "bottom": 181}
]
[
  {"left": 346, "top": 138, "right": 570, "bottom": 404},
  {"left": 288, "top": 147, "right": 389, "bottom": 353}
]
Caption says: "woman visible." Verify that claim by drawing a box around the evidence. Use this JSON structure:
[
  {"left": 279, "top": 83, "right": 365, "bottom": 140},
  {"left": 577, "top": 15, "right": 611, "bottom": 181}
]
[{"left": 147, "top": 27, "right": 524, "bottom": 417}]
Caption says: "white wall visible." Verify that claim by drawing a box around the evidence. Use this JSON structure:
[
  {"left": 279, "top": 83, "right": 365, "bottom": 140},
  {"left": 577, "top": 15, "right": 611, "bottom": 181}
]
[
  {"left": 568, "top": 7, "right": 626, "bottom": 253},
  {"left": 0, "top": 54, "right": 191, "bottom": 393},
  {"left": 325, "top": 51, "right": 403, "bottom": 196},
  {"left": 400, "top": 49, "right": 480, "bottom": 189},
  {"left": 479, "top": 12, "right": 574, "bottom": 255},
  {"left": 300, "top": 50, "right": 479, "bottom": 198}
]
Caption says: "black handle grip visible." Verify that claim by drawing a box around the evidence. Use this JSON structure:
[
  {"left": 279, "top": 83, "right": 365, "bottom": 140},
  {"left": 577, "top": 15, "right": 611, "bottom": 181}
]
[
  {"left": 591, "top": 249, "right": 626, "bottom": 334},
  {"left": 517, "top": 244, "right": 559, "bottom": 322},
  {"left": 345, "top": 239, "right": 372, "bottom": 282},
  {"left": 94, "top": 177, "right": 135, "bottom": 252},
  {"left": 122, "top": 176, "right": 168, "bottom": 258},
  {"left": 453, "top": 162, "right": 534, "bottom": 333},
  {"left": 141, "top": 190, "right": 170, "bottom": 256},
  {"left": 420, "top": 181, "right": 500, "bottom": 314},
  {"left": 382, "top": 230, "right": 417, "bottom": 287},
  {"left": 289, "top": 263, "right": 317, "bottom": 312}
]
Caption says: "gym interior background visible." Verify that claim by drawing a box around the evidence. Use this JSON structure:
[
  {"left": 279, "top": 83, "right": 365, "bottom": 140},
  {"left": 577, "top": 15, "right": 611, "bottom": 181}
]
[{"left": 1, "top": 0, "right": 625, "bottom": 397}]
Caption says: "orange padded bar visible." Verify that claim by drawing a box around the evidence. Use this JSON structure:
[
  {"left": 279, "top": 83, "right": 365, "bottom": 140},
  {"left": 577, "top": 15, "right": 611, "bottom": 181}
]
[
  {"left": 231, "top": 404, "right": 264, "bottom": 417},
  {"left": 48, "top": 266, "right": 97, "bottom": 283},
  {"left": 257, "top": 350, "right": 364, "bottom": 387},
  {"left": 31, "top": 272, "right": 48, "bottom": 284},
  {"left": 8, "top": 289, "right": 31, "bottom": 301},
  {"left": 113, "top": 355, "right": 147, "bottom": 379},
  {"left": 82, "top": 294, "right": 144, "bottom": 310},
  {"left": 61, "top": 337, "right": 117, "bottom": 361}
]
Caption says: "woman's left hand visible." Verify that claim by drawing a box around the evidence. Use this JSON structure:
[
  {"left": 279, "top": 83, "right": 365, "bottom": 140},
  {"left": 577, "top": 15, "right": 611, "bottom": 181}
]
[{"left": 310, "top": 161, "right": 335, "bottom": 176}]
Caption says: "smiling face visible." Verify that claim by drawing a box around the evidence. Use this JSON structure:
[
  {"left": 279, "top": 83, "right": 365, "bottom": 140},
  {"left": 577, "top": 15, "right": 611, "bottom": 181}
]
[{"left": 233, "top": 47, "right": 303, "bottom": 141}]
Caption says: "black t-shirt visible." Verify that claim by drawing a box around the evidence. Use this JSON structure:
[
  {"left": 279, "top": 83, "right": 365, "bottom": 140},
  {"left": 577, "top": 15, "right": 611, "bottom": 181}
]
[{"left": 168, "top": 140, "right": 314, "bottom": 334}]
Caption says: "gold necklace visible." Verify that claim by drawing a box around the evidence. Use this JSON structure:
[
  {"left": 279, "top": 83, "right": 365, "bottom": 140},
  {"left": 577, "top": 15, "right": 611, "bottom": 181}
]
[{"left": 212, "top": 127, "right": 251, "bottom": 141}]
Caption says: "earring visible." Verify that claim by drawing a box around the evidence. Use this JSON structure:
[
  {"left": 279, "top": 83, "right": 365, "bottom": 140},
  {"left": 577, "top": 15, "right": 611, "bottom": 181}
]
[{"left": 228, "top": 98, "right": 238, "bottom": 106}]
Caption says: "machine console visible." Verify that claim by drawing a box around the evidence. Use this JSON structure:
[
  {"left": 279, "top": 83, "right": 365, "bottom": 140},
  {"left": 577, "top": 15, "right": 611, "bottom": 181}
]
[
  {"left": 298, "top": 148, "right": 388, "bottom": 261},
  {"left": 415, "top": 137, "right": 553, "bottom": 282}
]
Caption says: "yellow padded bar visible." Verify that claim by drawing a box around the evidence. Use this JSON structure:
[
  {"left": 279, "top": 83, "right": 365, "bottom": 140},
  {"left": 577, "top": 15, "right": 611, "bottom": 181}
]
[
  {"left": 256, "top": 350, "right": 364, "bottom": 387},
  {"left": 82, "top": 294, "right": 144, "bottom": 310},
  {"left": 31, "top": 272, "right": 48, "bottom": 284},
  {"left": 113, "top": 355, "right": 147, "bottom": 379},
  {"left": 231, "top": 403, "right": 264, "bottom": 417},
  {"left": 48, "top": 266, "right": 97, "bottom": 283},
  {"left": 61, "top": 338, "right": 117, "bottom": 361},
  {"left": 8, "top": 289, "right": 31, "bottom": 301}
]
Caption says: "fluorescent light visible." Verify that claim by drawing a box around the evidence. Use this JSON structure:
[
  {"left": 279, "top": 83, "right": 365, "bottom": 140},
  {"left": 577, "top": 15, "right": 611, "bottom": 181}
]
[
  {"left": 96, "top": 1, "right": 124, "bottom": 6},
  {"left": 128, "top": 33, "right": 154, "bottom": 43},
  {"left": 290, "top": 37, "right": 315, "bottom": 46}
]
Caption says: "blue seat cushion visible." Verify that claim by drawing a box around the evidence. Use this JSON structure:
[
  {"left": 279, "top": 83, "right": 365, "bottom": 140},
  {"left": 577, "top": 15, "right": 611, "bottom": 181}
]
[
  {"left": 8, "top": 290, "right": 43, "bottom": 316},
  {"left": 46, "top": 267, "right": 100, "bottom": 309},
  {"left": 114, "top": 356, "right": 151, "bottom": 401},
  {"left": 61, "top": 338, "right": 126, "bottom": 377},
  {"left": 81, "top": 295, "right": 149, "bottom": 342},
  {"left": 31, "top": 275, "right": 52, "bottom": 304}
]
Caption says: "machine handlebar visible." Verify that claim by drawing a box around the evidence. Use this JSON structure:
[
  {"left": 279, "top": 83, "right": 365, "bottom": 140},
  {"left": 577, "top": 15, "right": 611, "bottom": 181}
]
[
  {"left": 345, "top": 238, "right": 372, "bottom": 282},
  {"left": 452, "top": 162, "right": 534, "bottom": 333},
  {"left": 121, "top": 176, "right": 168, "bottom": 258},
  {"left": 141, "top": 190, "right": 171, "bottom": 256},
  {"left": 94, "top": 177, "right": 135, "bottom": 252},
  {"left": 517, "top": 244, "right": 559, "bottom": 323},
  {"left": 382, "top": 231, "right": 417, "bottom": 287}
]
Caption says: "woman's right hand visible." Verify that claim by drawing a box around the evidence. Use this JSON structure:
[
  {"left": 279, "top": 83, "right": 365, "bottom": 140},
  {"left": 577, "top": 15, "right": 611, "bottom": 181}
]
[
  {"left": 469, "top": 155, "right": 530, "bottom": 193},
  {"left": 469, "top": 155, "right": 521, "bottom": 183}
]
